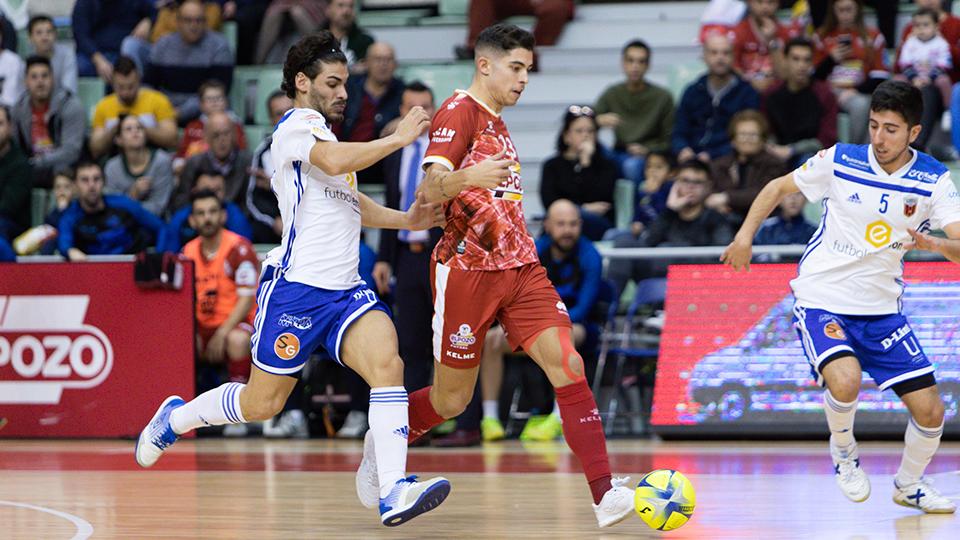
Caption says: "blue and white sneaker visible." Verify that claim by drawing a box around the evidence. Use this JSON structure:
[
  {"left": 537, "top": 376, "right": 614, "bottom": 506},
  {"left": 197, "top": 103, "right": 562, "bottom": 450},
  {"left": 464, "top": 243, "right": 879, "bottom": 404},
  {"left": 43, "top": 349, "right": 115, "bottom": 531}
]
[
  {"left": 379, "top": 475, "right": 450, "bottom": 527},
  {"left": 831, "top": 441, "right": 870, "bottom": 502},
  {"left": 893, "top": 478, "right": 956, "bottom": 514},
  {"left": 135, "top": 395, "right": 185, "bottom": 468}
]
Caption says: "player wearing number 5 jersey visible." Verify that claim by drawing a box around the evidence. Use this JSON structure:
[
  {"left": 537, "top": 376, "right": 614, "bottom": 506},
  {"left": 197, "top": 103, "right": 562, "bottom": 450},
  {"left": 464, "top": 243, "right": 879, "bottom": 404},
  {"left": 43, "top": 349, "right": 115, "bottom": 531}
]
[
  {"left": 363, "top": 24, "right": 634, "bottom": 528},
  {"left": 722, "top": 81, "right": 960, "bottom": 514}
]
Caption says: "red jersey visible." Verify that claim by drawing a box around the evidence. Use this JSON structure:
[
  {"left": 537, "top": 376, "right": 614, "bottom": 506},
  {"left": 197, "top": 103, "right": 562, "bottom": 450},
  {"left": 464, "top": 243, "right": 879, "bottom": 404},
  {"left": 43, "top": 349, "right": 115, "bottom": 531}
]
[
  {"left": 813, "top": 28, "right": 888, "bottom": 87},
  {"left": 732, "top": 17, "right": 793, "bottom": 82},
  {"left": 183, "top": 229, "right": 259, "bottom": 330},
  {"left": 423, "top": 90, "right": 538, "bottom": 271}
]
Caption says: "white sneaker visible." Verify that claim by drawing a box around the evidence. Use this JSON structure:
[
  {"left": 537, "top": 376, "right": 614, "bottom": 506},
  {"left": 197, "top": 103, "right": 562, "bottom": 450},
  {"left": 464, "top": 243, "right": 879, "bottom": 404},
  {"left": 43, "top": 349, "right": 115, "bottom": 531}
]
[
  {"left": 831, "top": 442, "right": 870, "bottom": 502},
  {"left": 894, "top": 478, "right": 957, "bottom": 514},
  {"left": 135, "top": 396, "right": 185, "bottom": 468},
  {"left": 264, "top": 410, "right": 309, "bottom": 438},
  {"left": 338, "top": 410, "right": 368, "bottom": 438},
  {"left": 379, "top": 475, "right": 450, "bottom": 526},
  {"left": 356, "top": 429, "right": 379, "bottom": 509},
  {"left": 593, "top": 476, "right": 634, "bottom": 528}
]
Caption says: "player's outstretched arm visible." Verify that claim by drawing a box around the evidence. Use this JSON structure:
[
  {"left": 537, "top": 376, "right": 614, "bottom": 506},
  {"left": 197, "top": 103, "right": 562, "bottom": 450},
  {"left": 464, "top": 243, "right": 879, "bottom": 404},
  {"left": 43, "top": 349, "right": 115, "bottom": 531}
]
[
  {"left": 358, "top": 191, "right": 444, "bottom": 230},
  {"left": 720, "top": 173, "right": 801, "bottom": 271},
  {"left": 419, "top": 150, "right": 517, "bottom": 203},
  {"left": 308, "top": 107, "right": 431, "bottom": 176},
  {"left": 906, "top": 223, "right": 960, "bottom": 264}
]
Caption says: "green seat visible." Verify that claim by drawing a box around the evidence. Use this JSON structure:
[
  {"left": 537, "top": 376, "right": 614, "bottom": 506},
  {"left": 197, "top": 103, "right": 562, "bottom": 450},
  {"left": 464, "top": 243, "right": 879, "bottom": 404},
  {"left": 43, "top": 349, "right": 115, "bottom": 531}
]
[
  {"left": 439, "top": 0, "right": 469, "bottom": 16},
  {"left": 357, "top": 8, "right": 433, "bottom": 27},
  {"left": 230, "top": 65, "right": 279, "bottom": 124},
  {"left": 244, "top": 125, "right": 272, "bottom": 148},
  {"left": 255, "top": 69, "right": 285, "bottom": 126},
  {"left": 398, "top": 63, "right": 474, "bottom": 104},
  {"left": 614, "top": 178, "right": 635, "bottom": 230},
  {"left": 31, "top": 188, "right": 49, "bottom": 228},
  {"left": 803, "top": 201, "right": 823, "bottom": 224},
  {"left": 222, "top": 21, "right": 237, "bottom": 58},
  {"left": 837, "top": 113, "right": 851, "bottom": 143},
  {"left": 76, "top": 77, "right": 106, "bottom": 122},
  {"left": 418, "top": 15, "right": 468, "bottom": 26},
  {"left": 667, "top": 61, "right": 702, "bottom": 101}
]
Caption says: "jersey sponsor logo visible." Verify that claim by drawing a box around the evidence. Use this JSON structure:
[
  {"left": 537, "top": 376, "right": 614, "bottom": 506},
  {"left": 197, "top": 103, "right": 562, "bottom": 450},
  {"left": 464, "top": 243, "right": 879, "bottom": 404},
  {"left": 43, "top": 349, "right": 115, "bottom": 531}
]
[
  {"left": 274, "top": 332, "right": 300, "bottom": 360},
  {"left": 832, "top": 239, "right": 867, "bottom": 258},
  {"left": 431, "top": 127, "right": 456, "bottom": 144},
  {"left": 847, "top": 193, "right": 862, "bottom": 204},
  {"left": 278, "top": 313, "right": 312, "bottom": 330},
  {"left": 824, "top": 321, "right": 846, "bottom": 340},
  {"left": 905, "top": 169, "right": 939, "bottom": 184},
  {"left": 865, "top": 220, "right": 892, "bottom": 248},
  {"left": 0, "top": 295, "right": 114, "bottom": 406},
  {"left": 323, "top": 186, "right": 361, "bottom": 211},
  {"left": 881, "top": 324, "right": 912, "bottom": 351},
  {"left": 903, "top": 196, "right": 918, "bottom": 217},
  {"left": 352, "top": 288, "right": 378, "bottom": 303},
  {"left": 839, "top": 153, "right": 870, "bottom": 170},
  {"left": 449, "top": 323, "right": 476, "bottom": 349}
]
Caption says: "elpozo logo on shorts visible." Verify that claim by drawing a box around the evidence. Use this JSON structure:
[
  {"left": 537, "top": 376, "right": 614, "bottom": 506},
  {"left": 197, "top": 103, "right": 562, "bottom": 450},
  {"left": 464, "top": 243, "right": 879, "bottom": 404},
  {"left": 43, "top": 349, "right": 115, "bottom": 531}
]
[
  {"left": 0, "top": 295, "right": 114, "bottom": 405},
  {"left": 449, "top": 324, "right": 476, "bottom": 349}
]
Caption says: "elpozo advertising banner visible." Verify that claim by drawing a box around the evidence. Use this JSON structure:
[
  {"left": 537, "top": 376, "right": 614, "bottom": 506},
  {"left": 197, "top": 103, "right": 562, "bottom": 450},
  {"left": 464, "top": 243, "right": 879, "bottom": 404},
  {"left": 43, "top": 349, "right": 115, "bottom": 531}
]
[{"left": 0, "top": 262, "right": 194, "bottom": 437}]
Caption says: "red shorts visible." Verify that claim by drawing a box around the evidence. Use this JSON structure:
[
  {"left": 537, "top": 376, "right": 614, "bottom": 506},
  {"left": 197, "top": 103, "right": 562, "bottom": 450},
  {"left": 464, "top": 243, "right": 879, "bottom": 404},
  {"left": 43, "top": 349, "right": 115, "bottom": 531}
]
[{"left": 430, "top": 261, "right": 572, "bottom": 369}]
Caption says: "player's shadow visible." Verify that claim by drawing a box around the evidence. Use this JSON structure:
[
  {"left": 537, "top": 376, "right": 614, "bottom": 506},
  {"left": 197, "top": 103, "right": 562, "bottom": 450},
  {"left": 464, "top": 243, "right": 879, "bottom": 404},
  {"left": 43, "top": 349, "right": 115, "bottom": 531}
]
[{"left": 892, "top": 513, "right": 956, "bottom": 540}]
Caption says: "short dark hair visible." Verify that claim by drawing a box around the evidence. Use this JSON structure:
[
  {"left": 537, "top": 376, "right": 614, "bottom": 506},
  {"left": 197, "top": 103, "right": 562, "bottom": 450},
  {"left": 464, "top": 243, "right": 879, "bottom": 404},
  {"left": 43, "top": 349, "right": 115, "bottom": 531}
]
[
  {"left": 54, "top": 166, "right": 75, "bottom": 181},
  {"left": 870, "top": 80, "right": 923, "bottom": 127},
  {"left": 281, "top": 31, "right": 348, "bottom": 99},
  {"left": 622, "top": 39, "right": 650, "bottom": 59},
  {"left": 645, "top": 150, "right": 676, "bottom": 170},
  {"left": 28, "top": 14, "right": 54, "bottom": 34},
  {"left": 113, "top": 56, "right": 139, "bottom": 77},
  {"left": 556, "top": 104, "right": 597, "bottom": 153},
  {"left": 675, "top": 159, "right": 711, "bottom": 179},
  {"left": 190, "top": 188, "right": 223, "bottom": 209},
  {"left": 267, "top": 89, "right": 287, "bottom": 108},
  {"left": 198, "top": 79, "right": 227, "bottom": 99},
  {"left": 25, "top": 55, "right": 51, "bottom": 74},
  {"left": 783, "top": 36, "right": 814, "bottom": 57},
  {"left": 475, "top": 23, "right": 535, "bottom": 55},
  {"left": 403, "top": 80, "right": 434, "bottom": 102},
  {"left": 74, "top": 160, "right": 103, "bottom": 178},
  {"left": 913, "top": 7, "right": 939, "bottom": 24}
]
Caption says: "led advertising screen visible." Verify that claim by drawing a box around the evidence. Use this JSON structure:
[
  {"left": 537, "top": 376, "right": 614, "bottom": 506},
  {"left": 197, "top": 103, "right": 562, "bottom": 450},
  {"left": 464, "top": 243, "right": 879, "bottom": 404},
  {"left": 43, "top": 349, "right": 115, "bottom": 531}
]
[{"left": 651, "top": 263, "right": 960, "bottom": 436}]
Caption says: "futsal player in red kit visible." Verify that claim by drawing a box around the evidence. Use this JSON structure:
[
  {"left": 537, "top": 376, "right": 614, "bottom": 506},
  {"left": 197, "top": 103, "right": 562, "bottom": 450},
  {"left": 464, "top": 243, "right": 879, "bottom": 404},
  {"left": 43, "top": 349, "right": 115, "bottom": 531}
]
[{"left": 354, "top": 23, "right": 636, "bottom": 528}]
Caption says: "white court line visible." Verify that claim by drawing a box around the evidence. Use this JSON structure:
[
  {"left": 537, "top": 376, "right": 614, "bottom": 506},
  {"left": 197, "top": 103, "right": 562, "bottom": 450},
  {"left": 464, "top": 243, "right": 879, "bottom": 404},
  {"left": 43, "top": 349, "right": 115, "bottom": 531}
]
[{"left": 0, "top": 500, "right": 93, "bottom": 540}]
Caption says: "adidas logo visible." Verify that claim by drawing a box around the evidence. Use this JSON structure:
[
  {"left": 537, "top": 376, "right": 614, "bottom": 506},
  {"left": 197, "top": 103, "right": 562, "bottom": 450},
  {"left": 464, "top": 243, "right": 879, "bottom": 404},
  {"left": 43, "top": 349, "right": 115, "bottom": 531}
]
[
  {"left": 394, "top": 426, "right": 409, "bottom": 439},
  {"left": 847, "top": 193, "right": 862, "bottom": 204}
]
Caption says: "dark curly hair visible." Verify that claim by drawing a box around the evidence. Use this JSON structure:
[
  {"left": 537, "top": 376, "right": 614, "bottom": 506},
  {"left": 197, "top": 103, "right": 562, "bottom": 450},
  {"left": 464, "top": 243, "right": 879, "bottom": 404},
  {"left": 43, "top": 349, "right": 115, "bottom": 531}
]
[{"left": 281, "top": 31, "right": 348, "bottom": 99}]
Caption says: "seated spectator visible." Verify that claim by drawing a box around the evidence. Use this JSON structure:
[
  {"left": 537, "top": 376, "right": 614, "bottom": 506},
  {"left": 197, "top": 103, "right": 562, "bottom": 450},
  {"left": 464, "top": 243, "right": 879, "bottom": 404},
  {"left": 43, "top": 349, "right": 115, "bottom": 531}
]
[
  {"left": 57, "top": 161, "right": 166, "bottom": 261},
  {"left": 246, "top": 90, "right": 293, "bottom": 244},
  {"left": 321, "top": 0, "right": 373, "bottom": 71},
  {"left": 336, "top": 42, "right": 404, "bottom": 148},
  {"left": 895, "top": 7, "right": 952, "bottom": 144},
  {"left": 707, "top": 110, "right": 789, "bottom": 223},
  {"left": 609, "top": 160, "right": 734, "bottom": 289},
  {"left": 27, "top": 15, "right": 78, "bottom": 94},
  {"left": 755, "top": 191, "right": 817, "bottom": 246},
  {"left": 163, "top": 171, "right": 253, "bottom": 253},
  {"left": 146, "top": 0, "right": 234, "bottom": 123},
  {"left": 45, "top": 169, "right": 77, "bottom": 231},
  {"left": 479, "top": 199, "right": 602, "bottom": 442},
  {"left": 763, "top": 37, "right": 838, "bottom": 167},
  {"left": 812, "top": 0, "right": 888, "bottom": 145},
  {"left": 630, "top": 150, "right": 674, "bottom": 236},
  {"left": 673, "top": 34, "right": 760, "bottom": 162},
  {"left": 123, "top": 0, "right": 226, "bottom": 75},
  {"left": 104, "top": 115, "right": 175, "bottom": 217},
  {"left": 732, "top": 0, "right": 793, "bottom": 93},
  {"left": 256, "top": 0, "right": 327, "bottom": 65},
  {"left": 595, "top": 40, "right": 674, "bottom": 185},
  {"left": 12, "top": 56, "right": 86, "bottom": 188},
  {"left": 0, "top": 30, "right": 23, "bottom": 107},
  {"left": 900, "top": 0, "right": 960, "bottom": 78},
  {"left": 182, "top": 188, "right": 259, "bottom": 435},
  {"left": 90, "top": 56, "right": 179, "bottom": 159},
  {"left": 176, "top": 80, "right": 247, "bottom": 170},
  {"left": 173, "top": 112, "right": 253, "bottom": 211},
  {"left": 456, "top": 0, "right": 574, "bottom": 67},
  {"left": 0, "top": 105, "right": 31, "bottom": 240},
  {"left": 540, "top": 105, "right": 618, "bottom": 241},
  {"left": 71, "top": 0, "right": 153, "bottom": 82}
]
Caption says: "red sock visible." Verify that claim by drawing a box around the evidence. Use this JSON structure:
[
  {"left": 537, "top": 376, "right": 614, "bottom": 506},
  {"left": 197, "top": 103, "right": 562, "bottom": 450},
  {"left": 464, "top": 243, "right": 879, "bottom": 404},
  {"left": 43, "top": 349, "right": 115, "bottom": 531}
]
[
  {"left": 228, "top": 356, "right": 251, "bottom": 383},
  {"left": 555, "top": 379, "right": 612, "bottom": 504},
  {"left": 408, "top": 386, "right": 445, "bottom": 443}
]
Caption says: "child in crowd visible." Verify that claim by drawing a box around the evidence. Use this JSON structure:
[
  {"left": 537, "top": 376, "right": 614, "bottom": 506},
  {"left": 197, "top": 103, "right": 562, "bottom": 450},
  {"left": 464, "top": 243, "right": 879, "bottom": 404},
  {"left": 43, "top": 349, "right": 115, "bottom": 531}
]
[{"left": 897, "top": 8, "right": 953, "bottom": 107}]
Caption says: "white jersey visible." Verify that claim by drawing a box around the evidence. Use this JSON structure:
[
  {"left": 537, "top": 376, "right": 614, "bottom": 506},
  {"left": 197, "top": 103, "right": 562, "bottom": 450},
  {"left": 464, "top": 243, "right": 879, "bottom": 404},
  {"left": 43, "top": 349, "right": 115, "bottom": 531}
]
[
  {"left": 264, "top": 108, "right": 362, "bottom": 290},
  {"left": 791, "top": 144, "right": 960, "bottom": 314}
]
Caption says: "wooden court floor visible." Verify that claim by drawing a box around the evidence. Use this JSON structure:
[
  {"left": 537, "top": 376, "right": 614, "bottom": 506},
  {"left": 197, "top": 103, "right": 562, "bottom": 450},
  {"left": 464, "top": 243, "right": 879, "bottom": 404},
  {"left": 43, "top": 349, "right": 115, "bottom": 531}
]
[{"left": 0, "top": 439, "right": 958, "bottom": 539}]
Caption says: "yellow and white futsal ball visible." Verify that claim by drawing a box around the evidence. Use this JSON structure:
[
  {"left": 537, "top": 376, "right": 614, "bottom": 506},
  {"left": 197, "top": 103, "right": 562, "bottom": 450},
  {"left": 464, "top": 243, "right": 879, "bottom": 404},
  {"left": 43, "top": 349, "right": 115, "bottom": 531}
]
[{"left": 634, "top": 469, "right": 696, "bottom": 531}]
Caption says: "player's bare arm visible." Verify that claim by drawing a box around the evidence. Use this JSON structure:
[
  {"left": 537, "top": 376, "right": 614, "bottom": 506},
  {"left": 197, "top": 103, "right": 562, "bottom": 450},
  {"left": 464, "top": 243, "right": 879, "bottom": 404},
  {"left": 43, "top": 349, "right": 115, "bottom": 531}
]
[
  {"left": 906, "top": 222, "right": 960, "bottom": 264},
  {"left": 308, "top": 107, "right": 431, "bottom": 176},
  {"left": 418, "top": 151, "right": 517, "bottom": 203},
  {"left": 720, "top": 173, "right": 801, "bottom": 270},
  {"left": 359, "top": 191, "right": 444, "bottom": 230}
]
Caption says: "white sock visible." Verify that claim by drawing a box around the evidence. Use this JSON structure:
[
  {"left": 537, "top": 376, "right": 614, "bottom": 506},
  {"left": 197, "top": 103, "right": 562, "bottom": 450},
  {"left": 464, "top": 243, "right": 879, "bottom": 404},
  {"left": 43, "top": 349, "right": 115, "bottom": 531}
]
[
  {"left": 551, "top": 400, "right": 560, "bottom": 417},
  {"left": 482, "top": 400, "right": 498, "bottom": 419},
  {"left": 895, "top": 417, "right": 944, "bottom": 487},
  {"left": 369, "top": 386, "right": 409, "bottom": 498},
  {"left": 823, "top": 390, "right": 857, "bottom": 449},
  {"left": 169, "top": 382, "right": 246, "bottom": 434}
]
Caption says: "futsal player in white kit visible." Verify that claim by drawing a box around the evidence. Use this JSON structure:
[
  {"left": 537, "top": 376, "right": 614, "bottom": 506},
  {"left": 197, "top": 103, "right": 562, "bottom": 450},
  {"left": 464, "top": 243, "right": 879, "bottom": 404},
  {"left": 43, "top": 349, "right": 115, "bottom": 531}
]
[
  {"left": 135, "top": 32, "right": 453, "bottom": 527},
  {"left": 722, "top": 80, "right": 960, "bottom": 513}
]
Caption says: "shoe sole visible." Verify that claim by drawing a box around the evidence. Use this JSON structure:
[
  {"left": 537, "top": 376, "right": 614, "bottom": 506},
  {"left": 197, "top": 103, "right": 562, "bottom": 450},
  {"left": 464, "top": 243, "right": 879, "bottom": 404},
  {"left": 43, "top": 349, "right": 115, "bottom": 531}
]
[
  {"left": 382, "top": 480, "right": 451, "bottom": 527},
  {"left": 839, "top": 484, "right": 870, "bottom": 503},
  {"left": 598, "top": 506, "right": 633, "bottom": 528},
  {"left": 893, "top": 498, "right": 957, "bottom": 514},
  {"left": 356, "top": 432, "right": 379, "bottom": 509},
  {"left": 135, "top": 395, "right": 183, "bottom": 468}
]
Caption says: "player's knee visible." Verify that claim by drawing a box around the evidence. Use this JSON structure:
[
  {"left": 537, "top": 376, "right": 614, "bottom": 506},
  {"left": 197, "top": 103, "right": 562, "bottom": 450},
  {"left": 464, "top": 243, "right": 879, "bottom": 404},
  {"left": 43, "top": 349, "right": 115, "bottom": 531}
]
[
  {"left": 430, "top": 385, "right": 472, "bottom": 419},
  {"left": 365, "top": 354, "right": 404, "bottom": 387},
  {"left": 828, "top": 381, "right": 860, "bottom": 403},
  {"left": 244, "top": 395, "right": 286, "bottom": 421},
  {"left": 914, "top": 401, "right": 945, "bottom": 428}
]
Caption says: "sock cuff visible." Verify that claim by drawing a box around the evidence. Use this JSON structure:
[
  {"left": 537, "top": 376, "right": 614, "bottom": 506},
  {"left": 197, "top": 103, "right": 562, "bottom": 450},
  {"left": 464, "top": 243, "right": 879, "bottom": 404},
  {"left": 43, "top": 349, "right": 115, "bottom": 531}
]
[
  {"left": 554, "top": 378, "right": 591, "bottom": 405},
  {"left": 370, "top": 386, "right": 408, "bottom": 404},
  {"left": 824, "top": 390, "right": 857, "bottom": 412},
  {"left": 223, "top": 382, "right": 246, "bottom": 424},
  {"left": 908, "top": 417, "right": 944, "bottom": 438}
]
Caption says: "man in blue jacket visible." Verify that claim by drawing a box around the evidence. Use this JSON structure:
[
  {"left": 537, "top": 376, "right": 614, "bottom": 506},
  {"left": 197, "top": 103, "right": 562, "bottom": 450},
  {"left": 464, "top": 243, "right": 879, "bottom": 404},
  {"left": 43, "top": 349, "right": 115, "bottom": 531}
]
[
  {"left": 672, "top": 33, "right": 760, "bottom": 162},
  {"left": 163, "top": 171, "right": 253, "bottom": 253},
  {"left": 58, "top": 161, "right": 166, "bottom": 261}
]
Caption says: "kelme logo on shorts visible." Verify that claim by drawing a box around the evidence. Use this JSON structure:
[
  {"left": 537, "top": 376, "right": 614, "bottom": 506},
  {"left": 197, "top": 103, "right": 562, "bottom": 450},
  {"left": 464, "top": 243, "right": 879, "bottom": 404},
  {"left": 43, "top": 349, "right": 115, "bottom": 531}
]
[{"left": 274, "top": 333, "right": 300, "bottom": 360}]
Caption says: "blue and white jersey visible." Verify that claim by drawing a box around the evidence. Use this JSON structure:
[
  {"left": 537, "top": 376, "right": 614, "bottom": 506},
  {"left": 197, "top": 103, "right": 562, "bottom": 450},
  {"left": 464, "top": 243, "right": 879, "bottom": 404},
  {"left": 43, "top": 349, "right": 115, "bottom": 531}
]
[
  {"left": 264, "top": 108, "right": 362, "bottom": 290},
  {"left": 791, "top": 144, "right": 960, "bottom": 315}
]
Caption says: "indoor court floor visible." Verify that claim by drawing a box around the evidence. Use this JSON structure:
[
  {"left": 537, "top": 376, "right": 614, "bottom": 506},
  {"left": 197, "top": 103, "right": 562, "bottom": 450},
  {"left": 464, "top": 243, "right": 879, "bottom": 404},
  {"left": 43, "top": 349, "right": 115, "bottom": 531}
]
[{"left": 0, "top": 439, "right": 958, "bottom": 539}]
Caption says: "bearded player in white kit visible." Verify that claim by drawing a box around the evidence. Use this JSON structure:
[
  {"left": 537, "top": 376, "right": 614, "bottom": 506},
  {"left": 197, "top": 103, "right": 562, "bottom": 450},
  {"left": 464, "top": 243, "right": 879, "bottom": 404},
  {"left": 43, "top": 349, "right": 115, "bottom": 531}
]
[
  {"left": 723, "top": 80, "right": 960, "bottom": 513},
  {"left": 135, "top": 32, "right": 455, "bottom": 527}
]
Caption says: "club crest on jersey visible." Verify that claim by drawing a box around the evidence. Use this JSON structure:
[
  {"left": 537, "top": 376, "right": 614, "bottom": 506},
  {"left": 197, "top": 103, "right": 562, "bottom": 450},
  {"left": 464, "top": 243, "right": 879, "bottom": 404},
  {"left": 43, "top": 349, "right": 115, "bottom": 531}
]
[
  {"left": 274, "top": 333, "right": 300, "bottom": 360},
  {"left": 903, "top": 196, "right": 918, "bottom": 217},
  {"left": 824, "top": 321, "right": 846, "bottom": 340}
]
